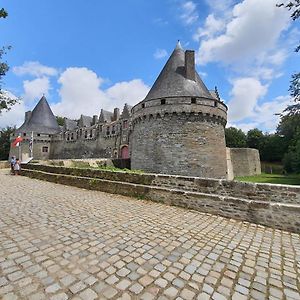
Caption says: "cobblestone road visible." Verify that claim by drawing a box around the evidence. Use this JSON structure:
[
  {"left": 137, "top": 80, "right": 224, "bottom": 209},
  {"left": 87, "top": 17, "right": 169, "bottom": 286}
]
[{"left": 0, "top": 170, "right": 300, "bottom": 300}]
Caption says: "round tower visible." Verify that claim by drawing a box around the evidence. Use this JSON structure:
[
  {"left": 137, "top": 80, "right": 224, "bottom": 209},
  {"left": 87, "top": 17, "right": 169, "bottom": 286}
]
[{"left": 131, "top": 42, "right": 228, "bottom": 178}]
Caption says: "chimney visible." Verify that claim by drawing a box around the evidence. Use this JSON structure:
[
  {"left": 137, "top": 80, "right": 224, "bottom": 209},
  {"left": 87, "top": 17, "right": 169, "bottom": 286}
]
[
  {"left": 185, "top": 50, "right": 195, "bottom": 81},
  {"left": 93, "top": 115, "right": 98, "bottom": 125},
  {"left": 25, "top": 111, "right": 32, "bottom": 123},
  {"left": 113, "top": 108, "right": 120, "bottom": 121}
]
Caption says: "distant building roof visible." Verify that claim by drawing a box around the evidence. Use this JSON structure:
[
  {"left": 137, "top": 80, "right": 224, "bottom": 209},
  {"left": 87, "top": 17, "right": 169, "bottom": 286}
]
[
  {"left": 99, "top": 109, "right": 113, "bottom": 123},
  {"left": 64, "top": 118, "right": 78, "bottom": 131},
  {"left": 79, "top": 115, "right": 93, "bottom": 127},
  {"left": 17, "top": 96, "right": 60, "bottom": 134},
  {"left": 121, "top": 104, "right": 132, "bottom": 119},
  {"left": 144, "top": 42, "right": 214, "bottom": 101}
]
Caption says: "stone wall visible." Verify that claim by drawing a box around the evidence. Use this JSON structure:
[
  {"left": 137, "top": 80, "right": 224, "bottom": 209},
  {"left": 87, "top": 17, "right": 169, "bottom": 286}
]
[
  {"left": 21, "top": 164, "right": 300, "bottom": 233},
  {"left": 0, "top": 161, "right": 9, "bottom": 169},
  {"left": 229, "top": 148, "right": 261, "bottom": 177},
  {"left": 50, "top": 135, "right": 121, "bottom": 159}
]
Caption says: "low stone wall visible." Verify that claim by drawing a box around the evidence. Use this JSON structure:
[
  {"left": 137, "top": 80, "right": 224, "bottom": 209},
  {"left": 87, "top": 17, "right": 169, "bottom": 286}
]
[
  {"left": 0, "top": 161, "right": 9, "bottom": 169},
  {"left": 23, "top": 164, "right": 300, "bottom": 205},
  {"left": 21, "top": 168, "right": 300, "bottom": 233},
  {"left": 229, "top": 148, "right": 261, "bottom": 177}
]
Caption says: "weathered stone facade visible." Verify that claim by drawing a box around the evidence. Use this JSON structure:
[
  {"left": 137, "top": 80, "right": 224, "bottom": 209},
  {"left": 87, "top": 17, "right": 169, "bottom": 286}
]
[
  {"left": 131, "top": 42, "right": 228, "bottom": 178},
  {"left": 131, "top": 98, "right": 228, "bottom": 178}
]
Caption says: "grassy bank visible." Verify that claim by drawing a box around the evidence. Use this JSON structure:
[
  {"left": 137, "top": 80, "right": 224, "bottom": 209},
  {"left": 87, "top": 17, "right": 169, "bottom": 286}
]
[{"left": 236, "top": 173, "right": 300, "bottom": 185}]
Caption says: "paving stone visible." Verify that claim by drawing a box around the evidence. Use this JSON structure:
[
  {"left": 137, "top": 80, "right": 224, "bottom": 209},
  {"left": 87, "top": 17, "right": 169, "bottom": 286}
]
[
  {"left": 78, "top": 288, "right": 97, "bottom": 300},
  {"left": 0, "top": 171, "right": 299, "bottom": 300},
  {"left": 129, "top": 283, "right": 144, "bottom": 294}
]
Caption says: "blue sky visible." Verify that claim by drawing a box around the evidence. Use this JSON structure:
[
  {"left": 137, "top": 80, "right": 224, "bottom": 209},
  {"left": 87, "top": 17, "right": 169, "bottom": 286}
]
[{"left": 0, "top": 0, "right": 299, "bottom": 132}]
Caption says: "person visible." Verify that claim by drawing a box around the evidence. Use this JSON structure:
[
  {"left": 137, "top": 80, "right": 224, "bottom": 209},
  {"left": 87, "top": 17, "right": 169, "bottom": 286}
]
[
  {"left": 10, "top": 156, "right": 16, "bottom": 175},
  {"left": 14, "top": 158, "right": 21, "bottom": 175}
]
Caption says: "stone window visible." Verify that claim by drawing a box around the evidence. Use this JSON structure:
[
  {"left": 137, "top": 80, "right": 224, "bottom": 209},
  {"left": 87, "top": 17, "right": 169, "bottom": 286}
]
[
  {"left": 37, "top": 133, "right": 41, "bottom": 137},
  {"left": 48, "top": 134, "right": 51, "bottom": 137},
  {"left": 42, "top": 146, "right": 48, "bottom": 153},
  {"left": 191, "top": 97, "right": 196, "bottom": 104},
  {"left": 142, "top": 103, "right": 145, "bottom": 108},
  {"left": 214, "top": 101, "right": 218, "bottom": 107},
  {"left": 71, "top": 133, "right": 74, "bottom": 140},
  {"left": 85, "top": 131, "right": 88, "bottom": 138},
  {"left": 123, "top": 120, "right": 128, "bottom": 129},
  {"left": 106, "top": 126, "right": 110, "bottom": 135},
  {"left": 23, "top": 133, "right": 26, "bottom": 136},
  {"left": 67, "top": 134, "right": 70, "bottom": 141},
  {"left": 161, "top": 99, "right": 166, "bottom": 105},
  {"left": 80, "top": 129, "right": 82, "bottom": 136},
  {"left": 89, "top": 130, "right": 93, "bottom": 137},
  {"left": 112, "top": 126, "right": 115, "bottom": 135}
]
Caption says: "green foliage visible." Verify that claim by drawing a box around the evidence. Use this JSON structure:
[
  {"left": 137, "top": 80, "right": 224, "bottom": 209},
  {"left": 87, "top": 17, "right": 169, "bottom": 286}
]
[
  {"left": 236, "top": 173, "right": 300, "bottom": 185},
  {"left": 0, "top": 126, "right": 15, "bottom": 160},
  {"left": 260, "top": 134, "right": 288, "bottom": 162},
  {"left": 225, "top": 127, "right": 246, "bottom": 148},
  {"left": 55, "top": 116, "right": 65, "bottom": 126},
  {"left": 277, "top": 114, "right": 300, "bottom": 172},
  {"left": 246, "top": 128, "right": 264, "bottom": 150},
  {"left": 0, "top": 8, "right": 8, "bottom": 18},
  {"left": 0, "top": 8, "right": 18, "bottom": 113},
  {"left": 277, "top": 1, "right": 300, "bottom": 113}
]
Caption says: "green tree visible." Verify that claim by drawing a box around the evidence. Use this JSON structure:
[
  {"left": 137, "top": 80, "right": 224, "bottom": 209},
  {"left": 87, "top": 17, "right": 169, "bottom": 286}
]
[
  {"left": 0, "top": 126, "right": 15, "bottom": 160},
  {"left": 56, "top": 116, "right": 65, "bottom": 126},
  {"left": 278, "top": 1, "right": 300, "bottom": 114},
  {"left": 0, "top": 8, "right": 18, "bottom": 113},
  {"left": 246, "top": 128, "right": 265, "bottom": 150},
  {"left": 277, "top": 114, "right": 300, "bottom": 172},
  {"left": 225, "top": 127, "right": 246, "bottom": 148},
  {"left": 260, "top": 134, "right": 288, "bottom": 162}
]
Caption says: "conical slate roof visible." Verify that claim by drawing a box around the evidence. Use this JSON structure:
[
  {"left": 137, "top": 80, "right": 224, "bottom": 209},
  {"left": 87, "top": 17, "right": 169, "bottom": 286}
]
[
  {"left": 17, "top": 96, "right": 60, "bottom": 134},
  {"left": 144, "top": 42, "right": 213, "bottom": 101}
]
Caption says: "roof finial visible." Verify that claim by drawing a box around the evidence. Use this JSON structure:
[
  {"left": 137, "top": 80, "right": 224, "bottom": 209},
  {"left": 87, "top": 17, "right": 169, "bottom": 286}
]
[{"left": 175, "top": 40, "right": 182, "bottom": 50}]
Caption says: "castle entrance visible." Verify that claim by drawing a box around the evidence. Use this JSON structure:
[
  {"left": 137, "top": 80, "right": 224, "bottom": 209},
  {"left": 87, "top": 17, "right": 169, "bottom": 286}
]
[{"left": 121, "top": 145, "right": 129, "bottom": 159}]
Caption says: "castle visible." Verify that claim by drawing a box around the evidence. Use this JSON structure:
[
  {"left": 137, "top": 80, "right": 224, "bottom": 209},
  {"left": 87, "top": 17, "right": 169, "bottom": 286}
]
[{"left": 10, "top": 42, "right": 261, "bottom": 179}]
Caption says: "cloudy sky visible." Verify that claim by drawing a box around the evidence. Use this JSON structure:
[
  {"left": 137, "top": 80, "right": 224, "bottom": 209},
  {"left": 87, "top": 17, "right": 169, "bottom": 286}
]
[{"left": 0, "top": 0, "right": 298, "bottom": 132}]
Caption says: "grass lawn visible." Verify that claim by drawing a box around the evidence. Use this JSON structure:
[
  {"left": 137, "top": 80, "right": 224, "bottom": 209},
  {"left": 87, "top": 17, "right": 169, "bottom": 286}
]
[{"left": 235, "top": 173, "right": 300, "bottom": 186}]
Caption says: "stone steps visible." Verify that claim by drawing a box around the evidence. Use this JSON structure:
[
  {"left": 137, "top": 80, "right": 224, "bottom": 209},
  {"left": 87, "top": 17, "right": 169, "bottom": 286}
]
[{"left": 21, "top": 167, "right": 300, "bottom": 234}]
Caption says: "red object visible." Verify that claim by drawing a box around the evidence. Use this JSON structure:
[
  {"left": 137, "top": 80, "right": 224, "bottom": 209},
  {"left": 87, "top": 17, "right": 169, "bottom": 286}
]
[
  {"left": 121, "top": 145, "right": 129, "bottom": 159},
  {"left": 12, "top": 136, "right": 23, "bottom": 147}
]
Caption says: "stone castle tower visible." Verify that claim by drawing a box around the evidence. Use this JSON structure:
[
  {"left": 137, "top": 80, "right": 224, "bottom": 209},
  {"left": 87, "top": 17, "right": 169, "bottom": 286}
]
[
  {"left": 10, "top": 96, "right": 60, "bottom": 161},
  {"left": 130, "top": 42, "right": 228, "bottom": 178}
]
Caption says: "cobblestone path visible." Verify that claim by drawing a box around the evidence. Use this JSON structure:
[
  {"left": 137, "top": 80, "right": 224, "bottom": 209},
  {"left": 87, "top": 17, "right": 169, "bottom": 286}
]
[{"left": 0, "top": 170, "right": 300, "bottom": 300}]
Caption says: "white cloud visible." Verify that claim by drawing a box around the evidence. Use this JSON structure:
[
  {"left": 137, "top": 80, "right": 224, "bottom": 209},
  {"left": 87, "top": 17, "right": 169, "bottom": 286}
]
[
  {"left": 227, "top": 77, "right": 267, "bottom": 122},
  {"left": 231, "top": 95, "right": 292, "bottom": 133},
  {"left": 106, "top": 79, "right": 150, "bottom": 108},
  {"left": 52, "top": 67, "right": 149, "bottom": 119},
  {"left": 154, "top": 49, "right": 168, "bottom": 59},
  {"left": 23, "top": 77, "right": 51, "bottom": 102},
  {"left": 0, "top": 92, "right": 26, "bottom": 129},
  {"left": 13, "top": 61, "right": 58, "bottom": 77},
  {"left": 180, "top": 1, "right": 198, "bottom": 25},
  {"left": 193, "top": 14, "right": 225, "bottom": 41},
  {"left": 197, "top": 0, "right": 290, "bottom": 65}
]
